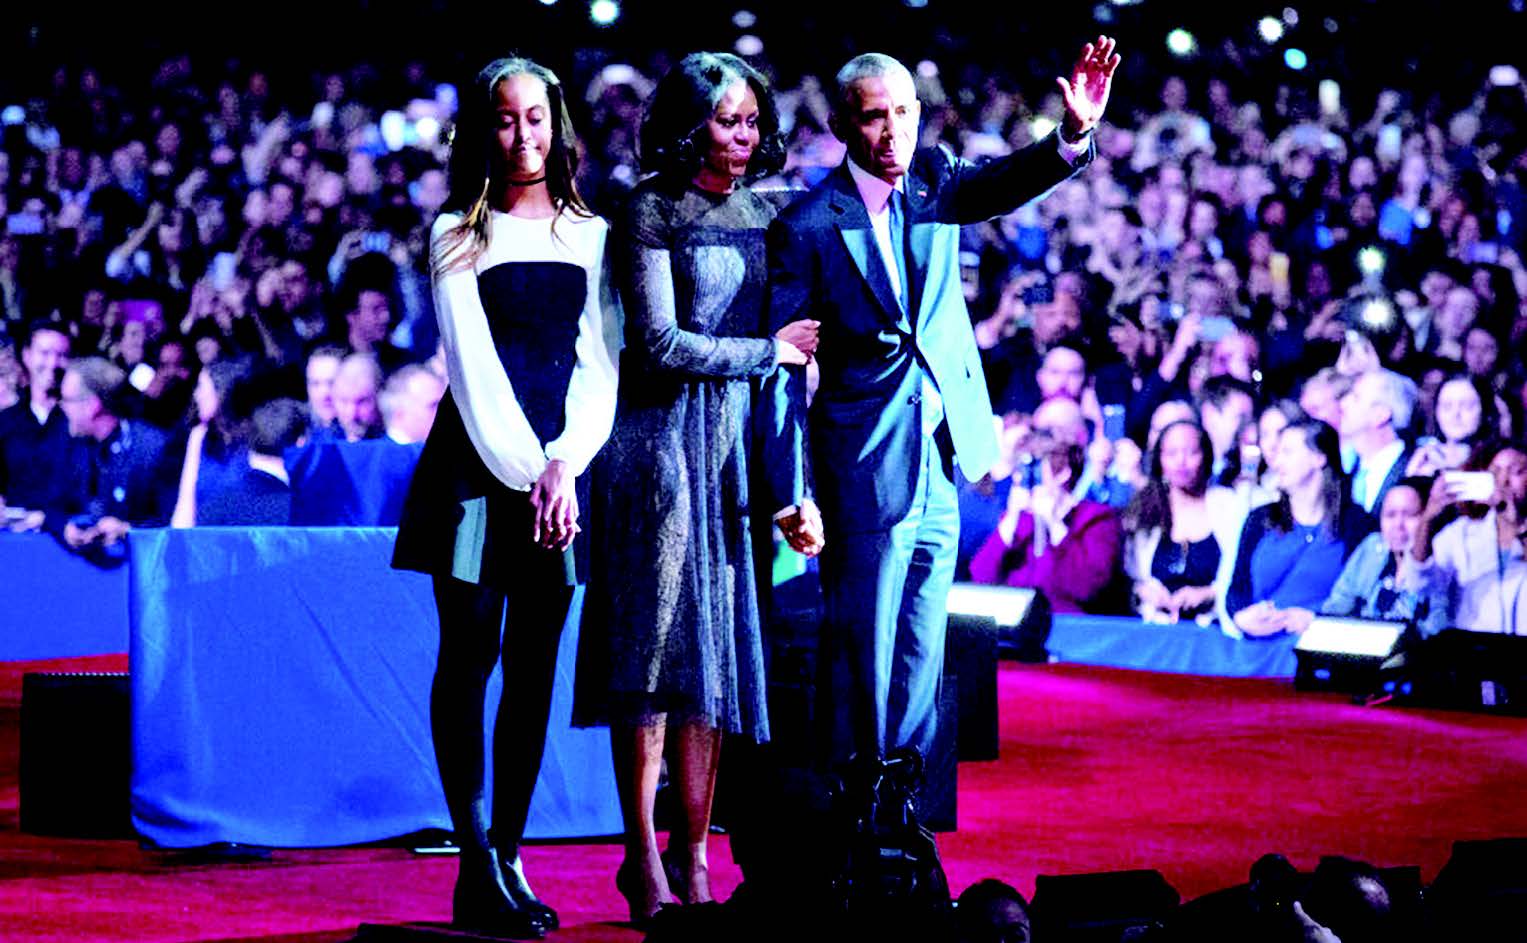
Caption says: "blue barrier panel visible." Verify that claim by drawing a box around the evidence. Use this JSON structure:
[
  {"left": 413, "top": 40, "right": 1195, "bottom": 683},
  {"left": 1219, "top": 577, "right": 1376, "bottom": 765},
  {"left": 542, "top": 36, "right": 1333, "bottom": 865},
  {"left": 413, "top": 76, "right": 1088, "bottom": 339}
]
[
  {"left": 1047, "top": 614, "right": 1299, "bottom": 677},
  {"left": 129, "top": 527, "right": 621, "bottom": 848},
  {"left": 1, "top": 532, "right": 129, "bottom": 659}
]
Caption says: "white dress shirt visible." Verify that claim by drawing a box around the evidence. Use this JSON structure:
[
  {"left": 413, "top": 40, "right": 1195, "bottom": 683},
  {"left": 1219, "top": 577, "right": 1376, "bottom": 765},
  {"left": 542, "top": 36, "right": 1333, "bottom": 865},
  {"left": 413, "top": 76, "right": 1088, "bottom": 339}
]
[{"left": 1353, "top": 438, "right": 1405, "bottom": 513}]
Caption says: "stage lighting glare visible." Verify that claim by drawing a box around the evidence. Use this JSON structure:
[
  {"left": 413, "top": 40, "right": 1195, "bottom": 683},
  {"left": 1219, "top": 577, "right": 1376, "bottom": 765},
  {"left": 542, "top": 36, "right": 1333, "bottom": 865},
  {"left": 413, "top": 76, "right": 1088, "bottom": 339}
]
[
  {"left": 1166, "top": 29, "right": 1197, "bottom": 57},
  {"left": 904, "top": 0, "right": 929, "bottom": 8},
  {"left": 538, "top": 0, "right": 557, "bottom": 5},
  {"left": 732, "top": 9, "right": 756, "bottom": 28},
  {"left": 379, "top": 111, "right": 406, "bottom": 152},
  {"left": 735, "top": 34, "right": 764, "bottom": 56},
  {"left": 1324, "top": 17, "right": 1339, "bottom": 32},
  {"left": 1030, "top": 116, "right": 1058, "bottom": 140},
  {"left": 414, "top": 116, "right": 441, "bottom": 146},
  {"left": 590, "top": 0, "right": 619, "bottom": 26},
  {"left": 1258, "top": 16, "right": 1284, "bottom": 43},
  {"left": 1110, "top": 0, "right": 1142, "bottom": 6},
  {"left": 1357, "top": 247, "right": 1388, "bottom": 280},
  {"left": 1093, "top": 3, "right": 1116, "bottom": 23},
  {"left": 1282, "top": 6, "right": 1299, "bottom": 25},
  {"left": 1358, "top": 298, "right": 1397, "bottom": 333},
  {"left": 1284, "top": 47, "right": 1308, "bottom": 70}
]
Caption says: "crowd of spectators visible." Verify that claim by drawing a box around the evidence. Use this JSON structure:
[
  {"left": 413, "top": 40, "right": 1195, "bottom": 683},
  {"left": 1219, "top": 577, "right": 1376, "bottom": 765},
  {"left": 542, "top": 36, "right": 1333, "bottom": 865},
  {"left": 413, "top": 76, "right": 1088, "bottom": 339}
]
[{"left": 1, "top": 27, "right": 1525, "bottom": 633}]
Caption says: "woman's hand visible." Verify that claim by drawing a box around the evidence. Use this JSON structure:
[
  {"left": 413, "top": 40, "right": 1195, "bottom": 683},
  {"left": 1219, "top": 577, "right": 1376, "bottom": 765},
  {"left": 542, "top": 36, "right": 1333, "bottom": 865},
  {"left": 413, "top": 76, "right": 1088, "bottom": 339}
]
[
  {"left": 1278, "top": 607, "right": 1316, "bottom": 635},
  {"left": 530, "top": 459, "right": 579, "bottom": 551},
  {"left": 776, "top": 319, "right": 820, "bottom": 359},
  {"left": 1135, "top": 578, "right": 1173, "bottom": 613},
  {"left": 776, "top": 341, "right": 809, "bottom": 366},
  {"left": 1234, "top": 601, "right": 1287, "bottom": 637},
  {"left": 1168, "top": 584, "right": 1217, "bottom": 618}
]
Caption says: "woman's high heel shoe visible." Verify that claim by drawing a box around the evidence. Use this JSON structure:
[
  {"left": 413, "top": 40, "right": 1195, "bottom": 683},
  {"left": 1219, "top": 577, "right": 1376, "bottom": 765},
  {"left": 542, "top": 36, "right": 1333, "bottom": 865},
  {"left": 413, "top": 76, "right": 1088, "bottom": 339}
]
[{"left": 616, "top": 857, "right": 678, "bottom": 929}]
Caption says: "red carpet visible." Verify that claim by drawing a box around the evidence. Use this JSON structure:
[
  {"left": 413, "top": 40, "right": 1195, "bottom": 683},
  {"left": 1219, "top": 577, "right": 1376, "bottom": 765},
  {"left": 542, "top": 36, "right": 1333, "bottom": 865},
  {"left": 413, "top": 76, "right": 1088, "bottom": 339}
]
[{"left": 3, "top": 656, "right": 1525, "bottom": 941}]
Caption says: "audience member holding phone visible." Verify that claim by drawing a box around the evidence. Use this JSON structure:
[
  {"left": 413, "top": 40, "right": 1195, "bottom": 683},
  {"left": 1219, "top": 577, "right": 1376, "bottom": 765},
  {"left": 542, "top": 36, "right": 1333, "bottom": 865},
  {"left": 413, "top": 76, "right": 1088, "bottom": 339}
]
[{"left": 1405, "top": 441, "right": 1527, "bottom": 633}]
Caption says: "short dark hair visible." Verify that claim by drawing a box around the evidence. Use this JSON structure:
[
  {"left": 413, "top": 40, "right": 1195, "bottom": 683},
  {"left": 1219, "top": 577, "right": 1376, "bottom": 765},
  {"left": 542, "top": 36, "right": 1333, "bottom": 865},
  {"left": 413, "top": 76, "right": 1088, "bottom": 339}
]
[
  {"left": 22, "top": 320, "right": 70, "bottom": 352},
  {"left": 641, "top": 52, "right": 785, "bottom": 181},
  {"left": 249, "top": 398, "right": 308, "bottom": 456},
  {"left": 956, "top": 879, "right": 1030, "bottom": 938},
  {"left": 1198, "top": 375, "right": 1258, "bottom": 413}
]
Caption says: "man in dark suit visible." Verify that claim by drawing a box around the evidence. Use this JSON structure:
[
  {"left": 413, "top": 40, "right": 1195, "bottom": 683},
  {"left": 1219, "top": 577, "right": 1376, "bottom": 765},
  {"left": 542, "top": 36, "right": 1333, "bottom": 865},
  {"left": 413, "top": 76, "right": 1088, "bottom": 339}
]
[
  {"left": 1339, "top": 368, "right": 1416, "bottom": 530},
  {"left": 0, "top": 322, "right": 73, "bottom": 522},
  {"left": 47, "top": 358, "right": 179, "bottom": 557},
  {"left": 765, "top": 40, "right": 1120, "bottom": 766}
]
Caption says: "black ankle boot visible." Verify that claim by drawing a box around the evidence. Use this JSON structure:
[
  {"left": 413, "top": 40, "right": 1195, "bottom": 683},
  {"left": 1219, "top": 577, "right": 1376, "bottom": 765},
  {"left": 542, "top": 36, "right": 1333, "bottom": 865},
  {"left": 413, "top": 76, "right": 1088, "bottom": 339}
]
[
  {"left": 499, "top": 850, "right": 559, "bottom": 931},
  {"left": 453, "top": 848, "right": 548, "bottom": 939}
]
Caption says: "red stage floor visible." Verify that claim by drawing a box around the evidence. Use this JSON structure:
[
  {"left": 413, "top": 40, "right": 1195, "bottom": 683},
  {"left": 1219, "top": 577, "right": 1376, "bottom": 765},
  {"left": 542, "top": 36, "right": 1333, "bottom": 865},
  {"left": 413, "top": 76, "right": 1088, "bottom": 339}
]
[{"left": 3, "top": 656, "right": 1525, "bottom": 942}]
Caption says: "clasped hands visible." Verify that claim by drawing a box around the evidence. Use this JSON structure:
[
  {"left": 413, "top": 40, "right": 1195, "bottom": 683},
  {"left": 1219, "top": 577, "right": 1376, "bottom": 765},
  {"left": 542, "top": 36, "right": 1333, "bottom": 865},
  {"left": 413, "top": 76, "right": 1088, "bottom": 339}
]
[
  {"left": 1136, "top": 579, "right": 1216, "bottom": 624},
  {"left": 63, "top": 516, "right": 131, "bottom": 550},
  {"left": 1234, "top": 600, "right": 1315, "bottom": 637},
  {"left": 530, "top": 459, "right": 579, "bottom": 552}
]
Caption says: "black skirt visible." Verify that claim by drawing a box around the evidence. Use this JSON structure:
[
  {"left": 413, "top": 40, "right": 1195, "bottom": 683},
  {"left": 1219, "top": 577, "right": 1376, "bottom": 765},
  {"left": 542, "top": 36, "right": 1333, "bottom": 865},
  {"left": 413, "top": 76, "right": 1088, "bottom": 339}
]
[{"left": 392, "top": 392, "right": 586, "bottom": 590}]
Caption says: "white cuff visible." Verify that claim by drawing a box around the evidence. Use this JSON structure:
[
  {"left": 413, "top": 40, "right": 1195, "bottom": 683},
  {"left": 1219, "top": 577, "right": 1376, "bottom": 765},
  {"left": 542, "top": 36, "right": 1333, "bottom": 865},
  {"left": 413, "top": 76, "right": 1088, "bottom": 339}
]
[{"left": 1056, "top": 128, "right": 1093, "bottom": 165}]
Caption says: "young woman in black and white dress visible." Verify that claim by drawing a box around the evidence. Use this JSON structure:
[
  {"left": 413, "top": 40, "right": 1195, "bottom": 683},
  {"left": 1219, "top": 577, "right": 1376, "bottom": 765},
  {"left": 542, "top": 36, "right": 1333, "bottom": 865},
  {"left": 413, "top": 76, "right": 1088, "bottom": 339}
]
[{"left": 393, "top": 56, "right": 620, "bottom": 939}]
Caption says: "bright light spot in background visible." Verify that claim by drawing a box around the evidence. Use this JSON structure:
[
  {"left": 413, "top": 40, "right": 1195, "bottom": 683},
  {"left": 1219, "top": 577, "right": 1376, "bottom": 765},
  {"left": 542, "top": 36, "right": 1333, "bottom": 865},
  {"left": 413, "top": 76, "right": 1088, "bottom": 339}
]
[
  {"left": 735, "top": 34, "right": 763, "bottom": 56},
  {"left": 916, "top": 60, "right": 940, "bottom": 78},
  {"left": 1030, "top": 116, "right": 1058, "bottom": 140},
  {"left": 415, "top": 117, "right": 440, "bottom": 146},
  {"left": 538, "top": 0, "right": 557, "bottom": 5},
  {"left": 1324, "top": 17, "right": 1339, "bottom": 32},
  {"left": 904, "top": 0, "right": 928, "bottom": 7},
  {"left": 590, "top": 0, "right": 620, "bottom": 26},
  {"left": 1166, "top": 28, "right": 1198, "bottom": 57},
  {"left": 380, "top": 111, "right": 406, "bottom": 152},
  {"left": 732, "top": 9, "right": 756, "bottom": 28},
  {"left": 1258, "top": 16, "right": 1285, "bottom": 43},
  {"left": 1093, "top": 3, "right": 1116, "bottom": 24},
  {"left": 1284, "top": 48, "right": 1308, "bottom": 70},
  {"left": 1110, "top": 0, "right": 1143, "bottom": 6},
  {"left": 1357, "top": 248, "right": 1388, "bottom": 280},
  {"left": 1282, "top": 7, "right": 1299, "bottom": 25}
]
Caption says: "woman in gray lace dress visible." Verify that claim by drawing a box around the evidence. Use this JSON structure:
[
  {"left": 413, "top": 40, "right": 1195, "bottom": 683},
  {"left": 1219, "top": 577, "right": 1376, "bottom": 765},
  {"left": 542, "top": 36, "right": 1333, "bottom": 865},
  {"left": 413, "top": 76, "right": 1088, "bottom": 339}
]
[{"left": 578, "top": 52, "right": 819, "bottom": 923}]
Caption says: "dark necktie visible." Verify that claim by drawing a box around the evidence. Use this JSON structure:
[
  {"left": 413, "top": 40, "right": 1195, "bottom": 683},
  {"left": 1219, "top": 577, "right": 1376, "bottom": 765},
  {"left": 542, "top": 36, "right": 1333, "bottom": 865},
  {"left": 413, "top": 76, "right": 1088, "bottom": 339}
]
[{"left": 888, "top": 190, "right": 910, "bottom": 316}]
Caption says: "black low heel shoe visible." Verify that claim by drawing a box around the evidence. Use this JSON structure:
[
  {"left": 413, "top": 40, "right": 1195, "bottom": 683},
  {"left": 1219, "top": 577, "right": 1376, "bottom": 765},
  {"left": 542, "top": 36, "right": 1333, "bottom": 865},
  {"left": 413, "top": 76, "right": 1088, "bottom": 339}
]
[
  {"left": 452, "top": 866, "right": 549, "bottom": 940},
  {"left": 616, "top": 858, "right": 680, "bottom": 930},
  {"left": 500, "top": 854, "right": 559, "bottom": 931}
]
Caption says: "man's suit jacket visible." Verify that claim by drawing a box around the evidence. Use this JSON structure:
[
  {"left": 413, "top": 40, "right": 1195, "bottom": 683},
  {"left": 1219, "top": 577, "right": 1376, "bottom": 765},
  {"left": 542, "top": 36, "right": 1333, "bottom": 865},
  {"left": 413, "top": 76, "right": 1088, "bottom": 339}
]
[
  {"left": 43, "top": 420, "right": 180, "bottom": 535},
  {"left": 764, "top": 134, "right": 1091, "bottom": 533}
]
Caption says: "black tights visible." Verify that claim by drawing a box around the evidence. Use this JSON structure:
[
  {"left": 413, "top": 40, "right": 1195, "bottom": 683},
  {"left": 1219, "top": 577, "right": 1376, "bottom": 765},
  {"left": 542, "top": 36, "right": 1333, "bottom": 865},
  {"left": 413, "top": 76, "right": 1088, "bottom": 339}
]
[{"left": 430, "top": 574, "right": 573, "bottom": 863}]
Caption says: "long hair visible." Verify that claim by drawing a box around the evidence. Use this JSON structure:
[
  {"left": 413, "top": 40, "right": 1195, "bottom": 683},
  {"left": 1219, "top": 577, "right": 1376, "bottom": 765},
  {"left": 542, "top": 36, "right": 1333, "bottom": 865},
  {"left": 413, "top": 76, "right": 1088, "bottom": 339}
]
[
  {"left": 1123, "top": 420, "right": 1213, "bottom": 536},
  {"left": 1268, "top": 419, "right": 1349, "bottom": 533},
  {"left": 640, "top": 52, "right": 786, "bottom": 182},
  {"left": 1427, "top": 373, "right": 1499, "bottom": 445},
  {"left": 434, "top": 56, "right": 590, "bottom": 273}
]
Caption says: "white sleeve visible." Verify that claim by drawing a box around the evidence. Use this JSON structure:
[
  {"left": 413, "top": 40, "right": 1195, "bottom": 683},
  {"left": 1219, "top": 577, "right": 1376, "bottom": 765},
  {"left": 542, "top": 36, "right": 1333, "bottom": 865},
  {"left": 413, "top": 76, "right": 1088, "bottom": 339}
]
[
  {"left": 430, "top": 213, "right": 546, "bottom": 491},
  {"left": 545, "top": 221, "right": 622, "bottom": 475}
]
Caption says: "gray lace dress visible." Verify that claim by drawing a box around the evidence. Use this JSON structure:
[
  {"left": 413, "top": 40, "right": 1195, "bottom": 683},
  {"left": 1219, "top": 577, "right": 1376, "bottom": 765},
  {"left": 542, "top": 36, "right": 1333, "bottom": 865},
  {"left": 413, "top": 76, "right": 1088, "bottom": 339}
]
[{"left": 576, "top": 179, "right": 784, "bottom": 741}]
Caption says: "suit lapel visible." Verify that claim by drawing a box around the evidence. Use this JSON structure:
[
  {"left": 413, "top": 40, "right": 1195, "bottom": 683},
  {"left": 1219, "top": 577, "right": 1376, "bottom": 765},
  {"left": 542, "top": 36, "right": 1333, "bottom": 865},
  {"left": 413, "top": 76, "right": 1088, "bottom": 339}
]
[
  {"left": 828, "top": 165, "right": 907, "bottom": 330},
  {"left": 903, "top": 176, "right": 934, "bottom": 331}
]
